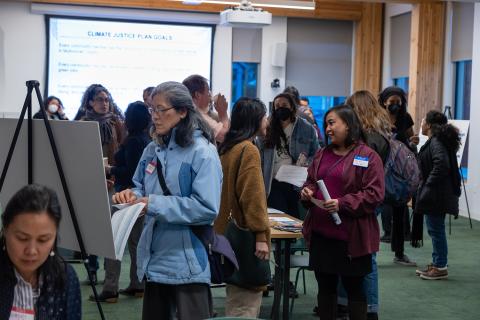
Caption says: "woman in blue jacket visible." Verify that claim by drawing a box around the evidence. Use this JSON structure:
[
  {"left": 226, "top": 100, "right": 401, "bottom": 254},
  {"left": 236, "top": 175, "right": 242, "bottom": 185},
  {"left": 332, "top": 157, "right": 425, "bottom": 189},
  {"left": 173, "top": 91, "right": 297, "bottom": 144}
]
[{"left": 112, "top": 81, "right": 222, "bottom": 320}]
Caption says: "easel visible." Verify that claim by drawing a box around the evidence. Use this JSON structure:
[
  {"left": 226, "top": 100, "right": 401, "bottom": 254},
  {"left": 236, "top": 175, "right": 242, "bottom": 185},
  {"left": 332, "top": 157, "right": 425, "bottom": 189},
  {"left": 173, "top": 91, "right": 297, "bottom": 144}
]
[
  {"left": 0, "top": 81, "right": 106, "bottom": 319},
  {"left": 444, "top": 105, "right": 473, "bottom": 235}
]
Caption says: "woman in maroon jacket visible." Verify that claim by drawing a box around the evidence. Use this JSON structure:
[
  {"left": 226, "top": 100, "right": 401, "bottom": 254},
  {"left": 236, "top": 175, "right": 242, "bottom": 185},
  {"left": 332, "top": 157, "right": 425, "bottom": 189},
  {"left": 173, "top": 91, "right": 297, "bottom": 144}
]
[{"left": 301, "top": 105, "right": 384, "bottom": 320}]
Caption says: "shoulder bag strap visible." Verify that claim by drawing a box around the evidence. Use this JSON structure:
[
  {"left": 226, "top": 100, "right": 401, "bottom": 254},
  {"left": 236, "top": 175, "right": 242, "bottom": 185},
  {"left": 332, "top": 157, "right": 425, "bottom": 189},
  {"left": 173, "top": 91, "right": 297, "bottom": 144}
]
[{"left": 156, "top": 157, "right": 172, "bottom": 196}]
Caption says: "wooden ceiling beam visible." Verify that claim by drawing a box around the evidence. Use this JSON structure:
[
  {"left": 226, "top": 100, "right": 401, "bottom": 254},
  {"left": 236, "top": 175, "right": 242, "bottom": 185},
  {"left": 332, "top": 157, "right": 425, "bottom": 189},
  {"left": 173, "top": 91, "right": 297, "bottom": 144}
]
[{"left": 32, "top": 0, "right": 364, "bottom": 20}]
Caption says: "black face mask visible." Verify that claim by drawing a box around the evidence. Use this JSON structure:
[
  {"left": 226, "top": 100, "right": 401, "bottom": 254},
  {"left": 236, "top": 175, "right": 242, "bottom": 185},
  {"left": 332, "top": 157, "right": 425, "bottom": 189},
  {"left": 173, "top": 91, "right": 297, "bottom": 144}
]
[
  {"left": 387, "top": 103, "right": 401, "bottom": 115},
  {"left": 275, "top": 107, "right": 292, "bottom": 121}
]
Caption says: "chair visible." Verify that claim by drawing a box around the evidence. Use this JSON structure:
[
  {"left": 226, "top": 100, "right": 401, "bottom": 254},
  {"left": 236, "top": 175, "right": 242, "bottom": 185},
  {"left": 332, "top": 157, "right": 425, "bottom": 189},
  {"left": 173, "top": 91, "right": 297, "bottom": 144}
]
[{"left": 289, "top": 251, "right": 310, "bottom": 315}]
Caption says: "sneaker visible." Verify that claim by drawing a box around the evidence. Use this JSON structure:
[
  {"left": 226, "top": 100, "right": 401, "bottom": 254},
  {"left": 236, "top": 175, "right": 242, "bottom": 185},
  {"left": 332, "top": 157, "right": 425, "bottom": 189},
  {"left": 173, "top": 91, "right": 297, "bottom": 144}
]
[
  {"left": 416, "top": 263, "right": 434, "bottom": 276},
  {"left": 89, "top": 291, "right": 119, "bottom": 303},
  {"left": 420, "top": 266, "right": 448, "bottom": 280},
  {"left": 367, "top": 312, "right": 379, "bottom": 320},
  {"left": 393, "top": 255, "right": 417, "bottom": 266},
  {"left": 119, "top": 287, "right": 144, "bottom": 298},
  {"left": 380, "top": 234, "right": 391, "bottom": 243}
]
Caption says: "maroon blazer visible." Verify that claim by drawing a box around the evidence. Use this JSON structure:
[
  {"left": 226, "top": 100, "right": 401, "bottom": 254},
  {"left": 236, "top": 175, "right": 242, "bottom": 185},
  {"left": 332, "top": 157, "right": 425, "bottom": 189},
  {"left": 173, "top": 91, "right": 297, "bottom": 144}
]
[{"left": 303, "top": 142, "right": 384, "bottom": 258}]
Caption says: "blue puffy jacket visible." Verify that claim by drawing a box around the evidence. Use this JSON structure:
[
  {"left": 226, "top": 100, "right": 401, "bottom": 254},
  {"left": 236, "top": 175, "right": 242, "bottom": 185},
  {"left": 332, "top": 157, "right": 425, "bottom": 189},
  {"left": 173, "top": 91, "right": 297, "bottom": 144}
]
[{"left": 132, "top": 129, "right": 222, "bottom": 285}]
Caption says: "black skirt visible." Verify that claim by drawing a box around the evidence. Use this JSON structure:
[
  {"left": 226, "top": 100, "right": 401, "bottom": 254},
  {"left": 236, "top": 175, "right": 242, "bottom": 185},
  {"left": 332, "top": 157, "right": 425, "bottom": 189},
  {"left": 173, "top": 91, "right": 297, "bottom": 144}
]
[{"left": 309, "top": 232, "right": 372, "bottom": 277}]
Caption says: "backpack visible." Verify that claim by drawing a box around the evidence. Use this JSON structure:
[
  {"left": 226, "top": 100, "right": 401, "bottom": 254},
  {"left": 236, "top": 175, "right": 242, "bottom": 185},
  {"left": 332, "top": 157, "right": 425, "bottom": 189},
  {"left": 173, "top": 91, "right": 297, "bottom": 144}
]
[{"left": 384, "top": 139, "right": 421, "bottom": 205}]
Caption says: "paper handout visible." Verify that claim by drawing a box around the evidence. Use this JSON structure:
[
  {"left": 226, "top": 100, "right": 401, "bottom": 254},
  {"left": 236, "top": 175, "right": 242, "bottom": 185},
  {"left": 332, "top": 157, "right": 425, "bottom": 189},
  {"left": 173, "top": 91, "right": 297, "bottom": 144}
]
[
  {"left": 111, "top": 203, "right": 145, "bottom": 261},
  {"left": 275, "top": 165, "right": 308, "bottom": 188}
]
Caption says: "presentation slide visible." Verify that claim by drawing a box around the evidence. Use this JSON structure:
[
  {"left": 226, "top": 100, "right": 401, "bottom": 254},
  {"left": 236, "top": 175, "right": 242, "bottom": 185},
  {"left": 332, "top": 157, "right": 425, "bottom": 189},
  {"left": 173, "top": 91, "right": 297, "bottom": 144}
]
[{"left": 47, "top": 17, "right": 213, "bottom": 119}]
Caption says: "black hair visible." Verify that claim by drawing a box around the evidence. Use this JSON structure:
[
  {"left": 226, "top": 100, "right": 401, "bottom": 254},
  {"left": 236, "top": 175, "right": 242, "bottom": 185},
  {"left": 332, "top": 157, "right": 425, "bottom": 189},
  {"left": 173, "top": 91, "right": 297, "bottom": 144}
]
[
  {"left": 219, "top": 97, "right": 266, "bottom": 155},
  {"left": 182, "top": 74, "right": 209, "bottom": 98},
  {"left": 150, "top": 81, "right": 214, "bottom": 147},
  {"left": 125, "top": 101, "right": 151, "bottom": 135},
  {"left": 264, "top": 93, "right": 298, "bottom": 149},
  {"left": 425, "top": 110, "right": 460, "bottom": 152},
  {"left": 323, "top": 104, "right": 365, "bottom": 147},
  {"left": 0, "top": 184, "right": 66, "bottom": 289},
  {"left": 44, "top": 96, "right": 64, "bottom": 110},
  {"left": 74, "top": 84, "right": 124, "bottom": 120},
  {"left": 300, "top": 96, "right": 310, "bottom": 104},
  {"left": 378, "top": 86, "right": 408, "bottom": 115},
  {"left": 283, "top": 86, "right": 300, "bottom": 105}
]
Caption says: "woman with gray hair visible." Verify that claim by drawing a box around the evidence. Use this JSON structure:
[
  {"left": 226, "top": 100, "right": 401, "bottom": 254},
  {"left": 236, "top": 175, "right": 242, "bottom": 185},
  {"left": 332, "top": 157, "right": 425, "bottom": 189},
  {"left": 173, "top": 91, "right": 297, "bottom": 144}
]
[{"left": 112, "top": 82, "right": 222, "bottom": 320}]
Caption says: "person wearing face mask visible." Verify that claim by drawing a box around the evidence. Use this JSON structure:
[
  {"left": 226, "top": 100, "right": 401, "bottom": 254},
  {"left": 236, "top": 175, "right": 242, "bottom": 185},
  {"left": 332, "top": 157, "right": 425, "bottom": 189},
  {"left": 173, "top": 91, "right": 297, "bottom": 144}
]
[
  {"left": 378, "top": 86, "right": 417, "bottom": 267},
  {"left": 301, "top": 105, "right": 384, "bottom": 320},
  {"left": 378, "top": 86, "right": 419, "bottom": 152},
  {"left": 33, "top": 96, "right": 69, "bottom": 120},
  {"left": 259, "top": 93, "right": 319, "bottom": 218}
]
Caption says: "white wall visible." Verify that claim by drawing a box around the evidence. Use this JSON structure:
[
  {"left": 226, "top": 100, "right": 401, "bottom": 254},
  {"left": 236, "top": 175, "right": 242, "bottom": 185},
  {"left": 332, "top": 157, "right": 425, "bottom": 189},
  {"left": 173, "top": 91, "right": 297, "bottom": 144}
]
[
  {"left": 259, "top": 17, "right": 287, "bottom": 106},
  {"left": 463, "top": 3, "right": 480, "bottom": 221},
  {"left": 382, "top": 3, "right": 412, "bottom": 89},
  {"left": 0, "top": 1, "right": 45, "bottom": 117}
]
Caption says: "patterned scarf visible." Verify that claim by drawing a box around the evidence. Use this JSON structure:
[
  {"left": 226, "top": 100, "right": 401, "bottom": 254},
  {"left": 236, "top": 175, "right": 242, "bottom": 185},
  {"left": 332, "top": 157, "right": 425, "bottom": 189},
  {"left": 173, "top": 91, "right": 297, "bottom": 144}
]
[{"left": 84, "top": 109, "right": 116, "bottom": 145}]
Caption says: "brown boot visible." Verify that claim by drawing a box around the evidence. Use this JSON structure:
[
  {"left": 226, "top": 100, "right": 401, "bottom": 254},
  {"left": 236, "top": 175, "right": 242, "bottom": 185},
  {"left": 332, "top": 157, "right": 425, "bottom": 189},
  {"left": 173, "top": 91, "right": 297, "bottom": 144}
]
[
  {"left": 348, "top": 300, "right": 367, "bottom": 320},
  {"left": 317, "top": 294, "right": 337, "bottom": 320}
]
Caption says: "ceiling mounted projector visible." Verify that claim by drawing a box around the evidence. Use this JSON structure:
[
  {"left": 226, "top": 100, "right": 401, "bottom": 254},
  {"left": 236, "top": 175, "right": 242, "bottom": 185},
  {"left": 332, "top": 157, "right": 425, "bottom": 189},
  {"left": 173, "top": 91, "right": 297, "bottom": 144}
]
[{"left": 220, "top": 0, "right": 272, "bottom": 28}]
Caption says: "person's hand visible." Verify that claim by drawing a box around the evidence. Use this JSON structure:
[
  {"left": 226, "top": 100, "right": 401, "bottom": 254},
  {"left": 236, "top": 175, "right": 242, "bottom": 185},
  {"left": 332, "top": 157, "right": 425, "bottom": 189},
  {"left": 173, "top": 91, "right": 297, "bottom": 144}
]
[
  {"left": 410, "top": 135, "right": 420, "bottom": 145},
  {"left": 323, "top": 199, "right": 339, "bottom": 213},
  {"left": 105, "top": 165, "right": 112, "bottom": 175},
  {"left": 255, "top": 241, "right": 270, "bottom": 260},
  {"left": 300, "top": 187, "right": 314, "bottom": 201},
  {"left": 112, "top": 189, "right": 137, "bottom": 204},
  {"left": 213, "top": 94, "right": 228, "bottom": 118}
]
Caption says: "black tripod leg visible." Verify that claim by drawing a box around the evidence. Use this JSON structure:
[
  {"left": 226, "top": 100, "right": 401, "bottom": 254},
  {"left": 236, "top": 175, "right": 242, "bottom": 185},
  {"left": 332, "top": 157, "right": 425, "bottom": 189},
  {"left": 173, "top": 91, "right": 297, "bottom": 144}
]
[
  {"left": 32, "top": 83, "right": 106, "bottom": 319},
  {"left": 460, "top": 170, "right": 473, "bottom": 229},
  {"left": 0, "top": 85, "right": 32, "bottom": 192}
]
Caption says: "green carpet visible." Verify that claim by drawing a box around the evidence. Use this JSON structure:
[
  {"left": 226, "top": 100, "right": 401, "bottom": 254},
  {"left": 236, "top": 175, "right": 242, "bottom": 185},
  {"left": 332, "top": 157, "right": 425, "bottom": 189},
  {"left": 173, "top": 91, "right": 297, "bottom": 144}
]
[{"left": 75, "top": 216, "right": 480, "bottom": 319}]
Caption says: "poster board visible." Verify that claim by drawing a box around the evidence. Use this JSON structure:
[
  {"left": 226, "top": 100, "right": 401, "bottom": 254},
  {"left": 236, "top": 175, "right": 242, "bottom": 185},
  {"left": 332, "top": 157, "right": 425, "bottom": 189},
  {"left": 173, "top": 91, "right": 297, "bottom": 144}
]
[
  {"left": 0, "top": 119, "right": 116, "bottom": 259},
  {"left": 417, "top": 119, "right": 469, "bottom": 167}
]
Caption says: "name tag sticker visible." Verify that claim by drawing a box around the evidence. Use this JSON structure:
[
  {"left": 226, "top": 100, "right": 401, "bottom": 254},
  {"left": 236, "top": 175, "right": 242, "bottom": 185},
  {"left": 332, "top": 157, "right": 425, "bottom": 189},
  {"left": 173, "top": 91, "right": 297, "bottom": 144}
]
[
  {"left": 146, "top": 161, "right": 156, "bottom": 175},
  {"left": 353, "top": 156, "right": 369, "bottom": 168},
  {"left": 10, "top": 307, "right": 35, "bottom": 320}
]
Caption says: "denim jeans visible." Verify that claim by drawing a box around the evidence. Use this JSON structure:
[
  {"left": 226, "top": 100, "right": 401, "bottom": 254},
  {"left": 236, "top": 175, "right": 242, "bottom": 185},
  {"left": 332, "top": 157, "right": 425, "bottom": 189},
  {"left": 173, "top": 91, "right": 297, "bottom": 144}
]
[
  {"left": 425, "top": 214, "right": 448, "bottom": 268},
  {"left": 337, "top": 253, "right": 378, "bottom": 313}
]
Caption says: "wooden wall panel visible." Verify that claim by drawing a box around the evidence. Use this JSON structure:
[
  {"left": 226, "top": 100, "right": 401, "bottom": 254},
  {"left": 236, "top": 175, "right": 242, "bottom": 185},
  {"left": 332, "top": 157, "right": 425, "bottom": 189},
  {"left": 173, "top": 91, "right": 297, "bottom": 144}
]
[
  {"left": 408, "top": 2, "right": 445, "bottom": 130},
  {"left": 352, "top": 3, "right": 383, "bottom": 94}
]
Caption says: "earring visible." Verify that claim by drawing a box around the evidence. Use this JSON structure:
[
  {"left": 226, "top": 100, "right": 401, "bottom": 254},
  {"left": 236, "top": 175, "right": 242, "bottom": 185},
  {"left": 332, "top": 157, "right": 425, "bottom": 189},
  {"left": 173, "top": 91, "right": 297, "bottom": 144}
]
[{"left": 50, "top": 251, "right": 55, "bottom": 257}]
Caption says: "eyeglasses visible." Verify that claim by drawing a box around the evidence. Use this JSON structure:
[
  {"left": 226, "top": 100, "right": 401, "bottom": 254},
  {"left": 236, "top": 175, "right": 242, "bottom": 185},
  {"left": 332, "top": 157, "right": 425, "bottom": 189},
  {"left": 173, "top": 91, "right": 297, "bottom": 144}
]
[
  {"left": 148, "top": 106, "right": 175, "bottom": 114},
  {"left": 94, "top": 97, "right": 110, "bottom": 103}
]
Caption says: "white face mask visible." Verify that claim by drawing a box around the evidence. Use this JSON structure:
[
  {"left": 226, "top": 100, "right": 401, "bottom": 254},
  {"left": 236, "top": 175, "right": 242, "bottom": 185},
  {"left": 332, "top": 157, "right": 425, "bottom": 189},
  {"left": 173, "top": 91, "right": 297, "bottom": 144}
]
[{"left": 48, "top": 104, "right": 59, "bottom": 114}]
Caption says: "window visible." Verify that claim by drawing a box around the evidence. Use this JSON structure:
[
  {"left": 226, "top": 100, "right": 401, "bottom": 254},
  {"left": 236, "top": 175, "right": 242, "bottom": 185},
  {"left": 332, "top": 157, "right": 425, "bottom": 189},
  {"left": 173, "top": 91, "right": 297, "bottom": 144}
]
[
  {"left": 305, "top": 96, "right": 346, "bottom": 140},
  {"left": 454, "top": 60, "right": 472, "bottom": 179},
  {"left": 231, "top": 62, "right": 258, "bottom": 107},
  {"left": 393, "top": 77, "right": 409, "bottom": 94}
]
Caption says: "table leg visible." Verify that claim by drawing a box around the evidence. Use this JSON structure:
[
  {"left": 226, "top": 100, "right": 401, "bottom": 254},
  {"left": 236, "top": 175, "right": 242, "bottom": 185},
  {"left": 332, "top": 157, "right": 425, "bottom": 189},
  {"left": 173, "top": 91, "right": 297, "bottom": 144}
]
[
  {"left": 271, "top": 240, "right": 282, "bottom": 319},
  {"left": 282, "top": 240, "right": 291, "bottom": 320}
]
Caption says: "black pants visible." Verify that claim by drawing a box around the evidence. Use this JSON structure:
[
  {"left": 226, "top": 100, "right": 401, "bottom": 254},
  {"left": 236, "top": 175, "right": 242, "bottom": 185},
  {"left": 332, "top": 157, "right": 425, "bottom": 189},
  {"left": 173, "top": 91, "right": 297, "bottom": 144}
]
[
  {"left": 267, "top": 179, "right": 300, "bottom": 218},
  {"left": 142, "top": 282, "right": 212, "bottom": 320},
  {"left": 389, "top": 204, "right": 408, "bottom": 257},
  {"left": 314, "top": 270, "right": 366, "bottom": 302},
  {"left": 381, "top": 203, "right": 411, "bottom": 238}
]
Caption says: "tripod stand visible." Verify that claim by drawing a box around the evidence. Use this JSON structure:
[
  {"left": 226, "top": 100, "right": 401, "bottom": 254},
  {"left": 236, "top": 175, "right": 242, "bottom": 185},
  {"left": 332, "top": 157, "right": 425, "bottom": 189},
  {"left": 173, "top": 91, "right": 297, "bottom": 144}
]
[
  {"left": 443, "top": 105, "right": 473, "bottom": 234},
  {"left": 0, "top": 81, "right": 106, "bottom": 320}
]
